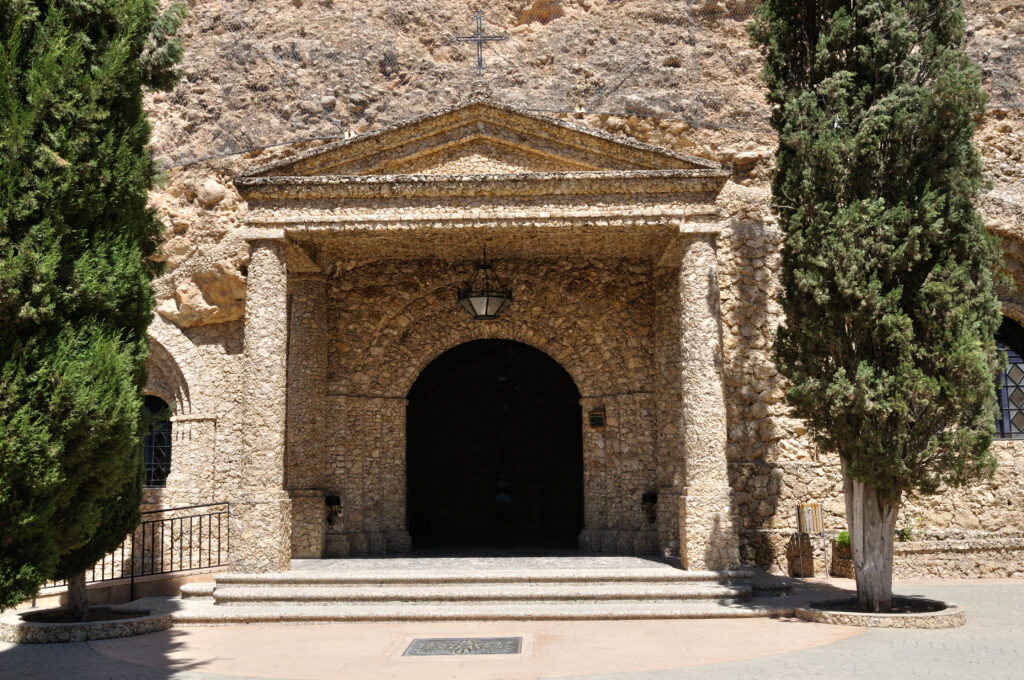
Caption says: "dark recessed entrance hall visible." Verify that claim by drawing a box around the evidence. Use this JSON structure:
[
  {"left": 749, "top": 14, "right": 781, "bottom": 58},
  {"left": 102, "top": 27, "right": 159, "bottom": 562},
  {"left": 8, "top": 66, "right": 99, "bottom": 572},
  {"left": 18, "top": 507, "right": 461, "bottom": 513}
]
[{"left": 406, "top": 339, "right": 584, "bottom": 549}]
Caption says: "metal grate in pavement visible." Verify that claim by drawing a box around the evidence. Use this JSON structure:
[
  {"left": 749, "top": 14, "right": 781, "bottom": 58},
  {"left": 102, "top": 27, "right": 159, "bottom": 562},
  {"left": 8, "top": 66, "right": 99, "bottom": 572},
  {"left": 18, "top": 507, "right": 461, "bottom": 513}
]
[{"left": 404, "top": 637, "right": 522, "bottom": 656}]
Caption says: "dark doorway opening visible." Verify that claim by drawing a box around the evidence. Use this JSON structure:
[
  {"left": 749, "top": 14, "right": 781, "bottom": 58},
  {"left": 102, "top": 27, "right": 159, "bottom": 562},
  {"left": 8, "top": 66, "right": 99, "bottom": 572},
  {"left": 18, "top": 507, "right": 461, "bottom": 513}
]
[{"left": 407, "top": 339, "right": 583, "bottom": 549}]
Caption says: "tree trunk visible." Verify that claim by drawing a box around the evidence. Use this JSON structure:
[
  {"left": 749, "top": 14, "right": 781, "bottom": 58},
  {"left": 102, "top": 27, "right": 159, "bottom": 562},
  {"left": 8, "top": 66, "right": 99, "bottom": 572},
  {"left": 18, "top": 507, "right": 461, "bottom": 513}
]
[
  {"left": 66, "top": 572, "right": 89, "bottom": 622},
  {"left": 841, "top": 458, "right": 900, "bottom": 613}
]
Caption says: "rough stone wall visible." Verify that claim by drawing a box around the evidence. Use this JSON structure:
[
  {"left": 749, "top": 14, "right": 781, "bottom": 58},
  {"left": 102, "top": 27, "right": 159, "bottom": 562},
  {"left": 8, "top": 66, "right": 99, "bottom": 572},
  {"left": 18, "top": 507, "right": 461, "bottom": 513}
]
[
  {"left": 578, "top": 392, "right": 659, "bottom": 555},
  {"left": 139, "top": 156, "right": 1024, "bottom": 577},
  {"left": 141, "top": 316, "right": 247, "bottom": 512},
  {"left": 711, "top": 182, "right": 1024, "bottom": 576},
  {"left": 321, "top": 396, "right": 409, "bottom": 556},
  {"left": 892, "top": 537, "right": 1024, "bottom": 579},
  {"left": 311, "top": 257, "right": 665, "bottom": 555},
  {"left": 283, "top": 274, "right": 327, "bottom": 557},
  {"left": 138, "top": 158, "right": 1024, "bottom": 576}
]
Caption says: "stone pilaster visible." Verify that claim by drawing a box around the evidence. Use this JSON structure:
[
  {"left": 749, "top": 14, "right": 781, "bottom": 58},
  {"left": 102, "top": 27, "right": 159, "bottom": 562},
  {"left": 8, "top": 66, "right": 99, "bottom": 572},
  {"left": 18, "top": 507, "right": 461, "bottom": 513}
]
[
  {"left": 286, "top": 273, "right": 328, "bottom": 558},
  {"left": 230, "top": 236, "right": 292, "bottom": 572},
  {"left": 653, "top": 264, "right": 683, "bottom": 558},
  {"left": 677, "top": 234, "right": 740, "bottom": 570}
]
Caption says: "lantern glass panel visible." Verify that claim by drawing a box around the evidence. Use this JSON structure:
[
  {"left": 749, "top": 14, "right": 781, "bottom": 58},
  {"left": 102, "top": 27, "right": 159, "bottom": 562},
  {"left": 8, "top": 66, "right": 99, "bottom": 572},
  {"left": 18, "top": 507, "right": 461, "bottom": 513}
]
[
  {"left": 470, "top": 296, "right": 490, "bottom": 316},
  {"left": 489, "top": 296, "right": 509, "bottom": 317}
]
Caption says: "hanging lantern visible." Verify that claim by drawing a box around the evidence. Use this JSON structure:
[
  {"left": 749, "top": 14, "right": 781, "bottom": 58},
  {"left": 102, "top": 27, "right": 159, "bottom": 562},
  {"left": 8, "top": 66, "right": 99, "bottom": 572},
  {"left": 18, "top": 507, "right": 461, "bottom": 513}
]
[{"left": 457, "top": 246, "right": 512, "bottom": 320}]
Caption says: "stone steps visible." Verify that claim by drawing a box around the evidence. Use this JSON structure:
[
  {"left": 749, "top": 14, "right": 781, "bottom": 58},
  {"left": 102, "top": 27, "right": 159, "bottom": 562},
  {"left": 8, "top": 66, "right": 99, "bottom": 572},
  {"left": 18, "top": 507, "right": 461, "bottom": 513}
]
[
  {"left": 213, "top": 568, "right": 752, "bottom": 586},
  {"left": 172, "top": 563, "right": 773, "bottom": 621},
  {"left": 173, "top": 598, "right": 788, "bottom": 623},
  {"left": 181, "top": 582, "right": 216, "bottom": 600},
  {"left": 211, "top": 582, "right": 751, "bottom": 605}
]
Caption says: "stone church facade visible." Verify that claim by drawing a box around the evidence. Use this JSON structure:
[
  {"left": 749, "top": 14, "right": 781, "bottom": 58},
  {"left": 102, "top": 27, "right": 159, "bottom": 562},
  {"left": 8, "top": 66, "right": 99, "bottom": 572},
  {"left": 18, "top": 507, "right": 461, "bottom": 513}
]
[{"left": 142, "top": 92, "right": 1024, "bottom": 578}]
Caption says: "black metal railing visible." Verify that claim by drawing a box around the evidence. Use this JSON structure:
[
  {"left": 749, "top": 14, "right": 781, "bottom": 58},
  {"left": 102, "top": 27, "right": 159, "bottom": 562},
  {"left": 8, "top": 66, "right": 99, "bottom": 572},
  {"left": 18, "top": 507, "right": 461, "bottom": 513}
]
[{"left": 40, "top": 502, "right": 229, "bottom": 599}]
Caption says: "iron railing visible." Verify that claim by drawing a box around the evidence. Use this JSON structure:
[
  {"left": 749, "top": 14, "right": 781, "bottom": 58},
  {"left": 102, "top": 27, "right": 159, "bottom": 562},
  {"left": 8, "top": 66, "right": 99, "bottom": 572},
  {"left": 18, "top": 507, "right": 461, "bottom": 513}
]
[{"left": 40, "top": 502, "right": 229, "bottom": 599}]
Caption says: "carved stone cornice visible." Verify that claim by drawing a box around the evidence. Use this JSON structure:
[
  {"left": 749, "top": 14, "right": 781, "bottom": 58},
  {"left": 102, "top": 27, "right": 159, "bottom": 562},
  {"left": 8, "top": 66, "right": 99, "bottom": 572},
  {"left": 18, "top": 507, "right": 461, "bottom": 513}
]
[{"left": 235, "top": 168, "right": 727, "bottom": 203}]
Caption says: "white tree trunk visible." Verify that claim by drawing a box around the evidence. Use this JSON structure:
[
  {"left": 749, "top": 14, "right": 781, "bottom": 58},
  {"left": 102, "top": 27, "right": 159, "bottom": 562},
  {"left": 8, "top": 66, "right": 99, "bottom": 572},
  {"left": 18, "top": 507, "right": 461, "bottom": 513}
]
[
  {"left": 841, "top": 458, "right": 900, "bottom": 613},
  {"left": 66, "top": 572, "right": 89, "bottom": 622}
]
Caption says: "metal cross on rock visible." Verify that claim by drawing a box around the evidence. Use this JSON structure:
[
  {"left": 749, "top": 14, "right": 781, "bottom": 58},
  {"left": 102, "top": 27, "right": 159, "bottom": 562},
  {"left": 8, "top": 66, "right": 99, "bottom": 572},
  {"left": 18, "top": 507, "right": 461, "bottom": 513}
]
[{"left": 456, "top": 10, "right": 506, "bottom": 74}]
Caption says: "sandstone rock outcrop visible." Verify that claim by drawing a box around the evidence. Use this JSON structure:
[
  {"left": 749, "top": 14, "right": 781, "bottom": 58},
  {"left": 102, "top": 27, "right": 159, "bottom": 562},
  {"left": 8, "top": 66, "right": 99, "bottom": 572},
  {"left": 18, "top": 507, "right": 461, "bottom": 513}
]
[{"left": 145, "top": 0, "right": 1019, "bottom": 332}]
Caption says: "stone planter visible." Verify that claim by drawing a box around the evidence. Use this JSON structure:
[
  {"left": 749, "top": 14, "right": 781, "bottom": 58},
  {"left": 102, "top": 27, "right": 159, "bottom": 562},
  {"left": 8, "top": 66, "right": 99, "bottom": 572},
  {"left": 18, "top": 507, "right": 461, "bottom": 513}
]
[
  {"left": 795, "top": 597, "right": 965, "bottom": 628},
  {"left": 0, "top": 607, "right": 170, "bottom": 644}
]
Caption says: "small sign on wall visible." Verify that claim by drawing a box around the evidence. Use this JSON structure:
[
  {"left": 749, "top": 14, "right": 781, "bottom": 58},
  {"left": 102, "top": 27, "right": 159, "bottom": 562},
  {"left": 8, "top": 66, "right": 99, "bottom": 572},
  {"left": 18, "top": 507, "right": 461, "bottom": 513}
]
[
  {"left": 796, "top": 502, "right": 824, "bottom": 534},
  {"left": 588, "top": 409, "right": 606, "bottom": 428}
]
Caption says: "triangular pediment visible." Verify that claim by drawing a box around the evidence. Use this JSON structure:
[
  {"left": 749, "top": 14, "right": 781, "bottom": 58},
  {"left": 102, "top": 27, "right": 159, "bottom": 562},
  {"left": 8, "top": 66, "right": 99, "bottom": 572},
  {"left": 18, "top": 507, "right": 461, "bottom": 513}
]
[{"left": 245, "top": 98, "right": 719, "bottom": 178}]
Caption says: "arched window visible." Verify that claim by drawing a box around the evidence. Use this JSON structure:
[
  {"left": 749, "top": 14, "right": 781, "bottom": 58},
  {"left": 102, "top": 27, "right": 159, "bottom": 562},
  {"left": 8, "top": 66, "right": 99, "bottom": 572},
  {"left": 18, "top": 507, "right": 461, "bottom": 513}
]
[
  {"left": 996, "top": 318, "right": 1024, "bottom": 440},
  {"left": 143, "top": 395, "right": 172, "bottom": 487}
]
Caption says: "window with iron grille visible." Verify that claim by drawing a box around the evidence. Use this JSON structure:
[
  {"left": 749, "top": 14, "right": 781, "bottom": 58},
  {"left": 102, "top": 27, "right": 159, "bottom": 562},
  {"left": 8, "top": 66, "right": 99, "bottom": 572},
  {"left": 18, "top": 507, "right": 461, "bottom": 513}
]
[
  {"left": 143, "top": 395, "right": 172, "bottom": 487},
  {"left": 995, "top": 318, "right": 1024, "bottom": 440}
]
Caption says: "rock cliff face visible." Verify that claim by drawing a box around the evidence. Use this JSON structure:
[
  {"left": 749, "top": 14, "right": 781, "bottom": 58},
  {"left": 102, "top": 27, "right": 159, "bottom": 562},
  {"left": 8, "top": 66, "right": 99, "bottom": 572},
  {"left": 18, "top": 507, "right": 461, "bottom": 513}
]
[{"left": 146, "top": 0, "right": 1021, "bottom": 328}]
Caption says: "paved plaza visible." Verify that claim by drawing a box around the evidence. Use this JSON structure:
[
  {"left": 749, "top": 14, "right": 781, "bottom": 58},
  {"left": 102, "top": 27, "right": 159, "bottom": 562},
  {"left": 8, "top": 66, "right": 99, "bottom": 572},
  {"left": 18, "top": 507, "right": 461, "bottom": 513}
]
[{"left": 1, "top": 579, "right": 1021, "bottom": 680}]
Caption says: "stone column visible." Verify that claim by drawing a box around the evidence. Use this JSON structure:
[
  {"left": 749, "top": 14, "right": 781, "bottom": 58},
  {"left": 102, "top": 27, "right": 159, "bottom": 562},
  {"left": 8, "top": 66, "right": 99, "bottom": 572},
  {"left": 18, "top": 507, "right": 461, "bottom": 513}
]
[
  {"left": 230, "top": 236, "right": 292, "bottom": 572},
  {"left": 286, "top": 273, "right": 328, "bottom": 558},
  {"left": 677, "top": 234, "right": 740, "bottom": 571}
]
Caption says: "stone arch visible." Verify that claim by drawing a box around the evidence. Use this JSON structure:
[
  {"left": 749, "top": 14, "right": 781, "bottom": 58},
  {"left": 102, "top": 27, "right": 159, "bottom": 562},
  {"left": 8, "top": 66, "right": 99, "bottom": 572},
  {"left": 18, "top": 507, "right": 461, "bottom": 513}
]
[
  {"left": 395, "top": 320, "right": 594, "bottom": 399},
  {"left": 330, "top": 259, "right": 654, "bottom": 400},
  {"left": 323, "top": 258, "right": 660, "bottom": 555},
  {"left": 146, "top": 314, "right": 208, "bottom": 414},
  {"left": 1002, "top": 300, "right": 1024, "bottom": 329},
  {"left": 146, "top": 339, "right": 191, "bottom": 415}
]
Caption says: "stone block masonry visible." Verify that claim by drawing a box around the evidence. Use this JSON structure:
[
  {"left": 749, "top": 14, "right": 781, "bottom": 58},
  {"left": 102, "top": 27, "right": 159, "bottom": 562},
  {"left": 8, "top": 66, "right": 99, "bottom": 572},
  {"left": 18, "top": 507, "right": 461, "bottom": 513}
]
[{"left": 137, "top": 96, "right": 1024, "bottom": 578}]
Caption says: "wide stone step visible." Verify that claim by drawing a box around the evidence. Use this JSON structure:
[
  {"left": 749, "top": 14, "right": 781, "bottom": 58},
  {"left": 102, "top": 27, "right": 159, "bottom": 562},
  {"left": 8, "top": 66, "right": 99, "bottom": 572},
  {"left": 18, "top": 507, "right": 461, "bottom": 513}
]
[
  {"left": 211, "top": 582, "right": 751, "bottom": 605},
  {"left": 173, "top": 598, "right": 787, "bottom": 623},
  {"left": 214, "top": 568, "right": 754, "bottom": 587}
]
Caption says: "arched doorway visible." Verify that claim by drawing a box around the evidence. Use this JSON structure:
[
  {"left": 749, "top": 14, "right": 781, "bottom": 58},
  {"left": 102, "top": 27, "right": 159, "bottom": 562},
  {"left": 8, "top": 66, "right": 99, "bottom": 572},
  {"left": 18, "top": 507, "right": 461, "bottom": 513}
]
[{"left": 406, "top": 339, "right": 583, "bottom": 548}]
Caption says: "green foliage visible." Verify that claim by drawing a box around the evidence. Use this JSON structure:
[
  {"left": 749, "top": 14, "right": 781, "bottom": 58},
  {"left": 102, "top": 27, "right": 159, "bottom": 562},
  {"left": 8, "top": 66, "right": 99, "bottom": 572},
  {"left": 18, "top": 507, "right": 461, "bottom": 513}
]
[
  {"left": 0, "top": 0, "right": 184, "bottom": 610},
  {"left": 895, "top": 509, "right": 922, "bottom": 542},
  {"left": 140, "top": 2, "right": 187, "bottom": 90},
  {"left": 836, "top": 530, "right": 850, "bottom": 549},
  {"left": 750, "top": 0, "right": 1002, "bottom": 502}
]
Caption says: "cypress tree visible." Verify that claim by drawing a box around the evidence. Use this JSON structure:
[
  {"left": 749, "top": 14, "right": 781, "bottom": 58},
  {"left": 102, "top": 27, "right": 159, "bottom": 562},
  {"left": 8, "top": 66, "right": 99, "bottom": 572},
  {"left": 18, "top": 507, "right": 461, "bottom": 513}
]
[
  {"left": 751, "top": 0, "right": 1002, "bottom": 612},
  {"left": 0, "top": 0, "right": 185, "bottom": 617}
]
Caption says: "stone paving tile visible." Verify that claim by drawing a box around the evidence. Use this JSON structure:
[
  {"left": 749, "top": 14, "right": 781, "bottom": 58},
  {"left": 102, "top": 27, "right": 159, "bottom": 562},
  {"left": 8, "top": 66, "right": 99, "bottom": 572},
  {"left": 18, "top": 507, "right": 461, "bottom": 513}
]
[
  {"left": 559, "top": 583, "right": 1024, "bottom": 680},
  {"left": 1, "top": 581, "right": 1021, "bottom": 680}
]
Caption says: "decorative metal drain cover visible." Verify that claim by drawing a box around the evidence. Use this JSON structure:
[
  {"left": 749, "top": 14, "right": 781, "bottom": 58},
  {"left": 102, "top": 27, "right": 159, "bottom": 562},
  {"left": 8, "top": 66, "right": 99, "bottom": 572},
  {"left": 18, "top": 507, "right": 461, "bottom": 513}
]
[{"left": 404, "top": 637, "right": 522, "bottom": 656}]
